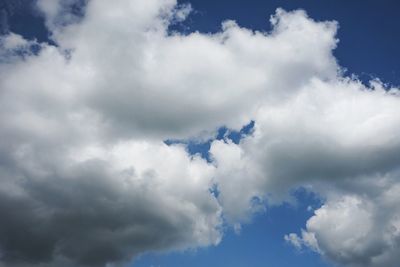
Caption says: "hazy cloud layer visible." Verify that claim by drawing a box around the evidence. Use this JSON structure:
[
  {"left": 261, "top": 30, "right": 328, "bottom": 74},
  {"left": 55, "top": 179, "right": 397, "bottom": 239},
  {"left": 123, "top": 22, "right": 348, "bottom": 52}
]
[{"left": 1, "top": 0, "right": 400, "bottom": 266}]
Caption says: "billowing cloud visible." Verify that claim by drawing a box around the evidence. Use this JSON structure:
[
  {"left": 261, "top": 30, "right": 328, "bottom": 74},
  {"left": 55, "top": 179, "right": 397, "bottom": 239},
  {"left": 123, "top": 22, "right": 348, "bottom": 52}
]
[
  {"left": 210, "top": 61, "right": 400, "bottom": 266},
  {"left": 29, "top": 0, "right": 338, "bottom": 140},
  {"left": 211, "top": 77, "right": 400, "bottom": 265},
  {"left": 0, "top": 138, "right": 221, "bottom": 266},
  {"left": 1, "top": 0, "right": 400, "bottom": 267},
  {"left": 285, "top": 180, "right": 400, "bottom": 267},
  {"left": 211, "top": 77, "right": 400, "bottom": 212}
]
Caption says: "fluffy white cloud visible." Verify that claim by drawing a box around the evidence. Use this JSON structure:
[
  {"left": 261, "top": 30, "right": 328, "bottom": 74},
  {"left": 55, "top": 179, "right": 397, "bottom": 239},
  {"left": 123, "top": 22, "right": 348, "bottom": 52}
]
[
  {"left": 211, "top": 76, "right": 400, "bottom": 265},
  {"left": 286, "top": 181, "right": 400, "bottom": 267},
  {"left": 32, "top": 1, "right": 338, "bottom": 140},
  {"left": 1, "top": 0, "right": 400, "bottom": 267}
]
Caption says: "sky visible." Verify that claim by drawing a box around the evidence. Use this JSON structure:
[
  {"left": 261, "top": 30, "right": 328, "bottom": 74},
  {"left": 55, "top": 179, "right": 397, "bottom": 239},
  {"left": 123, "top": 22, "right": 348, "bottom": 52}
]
[{"left": 0, "top": 1, "right": 400, "bottom": 267}]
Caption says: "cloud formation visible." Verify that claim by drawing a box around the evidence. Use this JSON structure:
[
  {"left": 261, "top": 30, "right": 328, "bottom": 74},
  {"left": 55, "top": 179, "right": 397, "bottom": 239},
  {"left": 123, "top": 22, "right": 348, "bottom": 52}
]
[
  {"left": 212, "top": 78, "right": 400, "bottom": 266},
  {"left": 1, "top": 0, "right": 400, "bottom": 266}
]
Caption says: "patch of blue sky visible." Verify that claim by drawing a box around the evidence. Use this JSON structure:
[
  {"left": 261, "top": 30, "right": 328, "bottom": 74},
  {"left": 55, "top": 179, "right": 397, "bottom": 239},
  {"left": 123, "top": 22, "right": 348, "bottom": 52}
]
[
  {"left": 132, "top": 189, "right": 328, "bottom": 267},
  {"left": 164, "top": 121, "right": 255, "bottom": 162}
]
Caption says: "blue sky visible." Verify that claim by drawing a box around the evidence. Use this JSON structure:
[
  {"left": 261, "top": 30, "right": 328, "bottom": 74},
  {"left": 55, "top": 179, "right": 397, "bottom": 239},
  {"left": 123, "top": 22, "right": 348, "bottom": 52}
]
[
  {"left": 0, "top": 0, "right": 400, "bottom": 267},
  {"left": 160, "top": 122, "right": 329, "bottom": 267},
  {"left": 133, "top": 189, "right": 328, "bottom": 267}
]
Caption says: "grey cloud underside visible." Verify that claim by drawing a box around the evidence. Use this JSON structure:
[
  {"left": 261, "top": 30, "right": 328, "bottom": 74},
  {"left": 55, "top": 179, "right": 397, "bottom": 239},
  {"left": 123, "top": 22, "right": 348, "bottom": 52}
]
[
  {"left": 0, "top": 141, "right": 221, "bottom": 267},
  {"left": 1, "top": 0, "right": 400, "bottom": 267},
  {"left": 0, "top": 163, "right": 205, "bottom": 265}
]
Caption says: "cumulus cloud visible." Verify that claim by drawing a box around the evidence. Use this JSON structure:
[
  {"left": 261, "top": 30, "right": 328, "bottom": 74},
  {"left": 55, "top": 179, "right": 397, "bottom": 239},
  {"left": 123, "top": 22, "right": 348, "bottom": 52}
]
[
  {"left": 210, "top": 77, "right": 400, "bottom": 266},
  {"left": 1, "top": 0, "right": 400, "bottom": 267},
  {"left": 32, "top": 1, "right": 338, "bottom": 140},
  {"left": 210, "top": 64, "right": 400, "bottom": 266},
  {"left": 0, "top": 139, "right": 221, "bottom": 266},
  {"left": 286, "top": 182, "right": 400, "bottom": 267}
]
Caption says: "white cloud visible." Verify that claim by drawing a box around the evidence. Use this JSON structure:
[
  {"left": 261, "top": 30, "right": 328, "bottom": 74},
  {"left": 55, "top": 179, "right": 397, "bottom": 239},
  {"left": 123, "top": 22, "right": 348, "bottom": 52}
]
[
  {"left": 32, "top": 2, "right": 338, "bottom": 140},
  {"left": 211, "top": 76, "right": 400, "bottom": 214},
  {"left": 287, "top": 184, "right": 400, "bottom": 267},
  {"left": 1, "top": 0, "right": 400, "bottom": 267},
  {"left": 0, "top": 32, "right": 29, "bottom": 49},
  {"left": 211, "top": 77, "right": 400, "bottom": 266}
]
